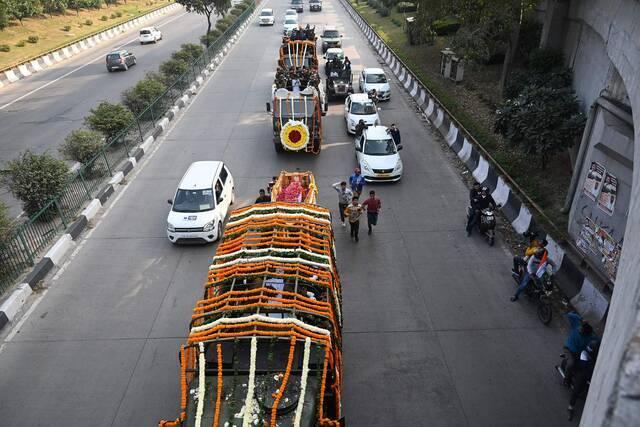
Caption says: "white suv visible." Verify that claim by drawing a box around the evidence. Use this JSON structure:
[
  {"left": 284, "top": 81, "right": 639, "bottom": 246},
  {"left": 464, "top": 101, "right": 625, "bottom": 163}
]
[
  {"left": 259, "top": 8, "right": 275, "bottom": 25},
  {"left": 166, "top": 161, "right": 235, "bottom": 244},
  {"left": 139, "top": 27, "right": 162, "bottom": 44},
  {"left": 354, "top": 126, "right": 403, "bottom": 182}
]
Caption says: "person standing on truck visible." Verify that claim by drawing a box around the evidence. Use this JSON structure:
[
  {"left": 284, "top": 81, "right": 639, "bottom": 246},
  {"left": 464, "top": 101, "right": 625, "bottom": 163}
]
[
  {"left": 332, "top": 181, "right": 353, "bottom": 227},
  {"left": 344, "top": 197, "right": 364, "bottom": 242}
]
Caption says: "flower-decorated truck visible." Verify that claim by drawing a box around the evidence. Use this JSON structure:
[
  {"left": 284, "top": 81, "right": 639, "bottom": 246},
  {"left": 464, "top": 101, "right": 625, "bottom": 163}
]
[
  {"left": 158, "top": 202, "right": 343, "bottom": 427},
  {"left": 271, "top": 170, "right": 318, "bottom": 204},
  {"left": 268, "top": 88, "right": 324, "bottom": 154}
]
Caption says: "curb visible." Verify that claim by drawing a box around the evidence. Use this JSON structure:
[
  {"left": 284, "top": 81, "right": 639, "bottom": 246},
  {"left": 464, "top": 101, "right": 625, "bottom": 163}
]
[
  {"left": 0, "top": 7, "right": 259, "bottom": 332},
  {"left": 339, "top": 0, "right": 607, "bottom": 305},
  {"left": 0, "top": 3, "right": 182, "bottom": 89}
]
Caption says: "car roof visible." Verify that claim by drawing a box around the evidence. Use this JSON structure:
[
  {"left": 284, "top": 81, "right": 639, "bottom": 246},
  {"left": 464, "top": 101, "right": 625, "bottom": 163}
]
[
  {"left": 326, "top": 48, "right": 343, "bottom": 54},
  {"left": 364, "top": 67, "right": 385, "bottom": 74},
  {"left": 108, "top": 50, "right": 127, "bottom": 55},
  {"left": 364, "top": 126, "right": 390, "bottom": 139},
  {"left": 178, "top": 161, "right": 223, "bottom": 189},
  {"left": 140, "top": 27, "right": 154, "bottom": 31},
  {"left": 261, "top": 8, "right": 273, "bottom": 13},
  {"left": 350, "top": 93, "right": 372, "bottom": 102}
]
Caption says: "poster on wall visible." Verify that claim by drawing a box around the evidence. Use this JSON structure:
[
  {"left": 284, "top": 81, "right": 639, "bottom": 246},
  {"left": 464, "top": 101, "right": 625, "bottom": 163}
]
[
  {"left": 583, "top": 161, "right": 605, "bottom": 201},
  {"left": 597, "top": 172, "right": 618, "bottom": 215},
  {"left": 575, "top": 217, "right": 623, "bottom": 281}
]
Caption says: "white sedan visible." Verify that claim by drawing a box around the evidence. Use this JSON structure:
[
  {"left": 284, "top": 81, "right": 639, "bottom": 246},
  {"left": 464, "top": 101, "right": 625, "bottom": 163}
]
[
  {"left": 359, "top": 67, "right": 391, "bottom": 100},
  {"left": 283, "top": 17, "right": 298, "bottom": 35},
  {"left": 259, "top": 8, "right": 275, "bottom": 25},
  {"left": 139, "top": 27, "right": 162, "bottom": 44},
  {"left": 354, "top": 126, "right": 403, "bottom": 182},
  {"left": 344, "top": 93, "right": 380, "bottom": 134}
]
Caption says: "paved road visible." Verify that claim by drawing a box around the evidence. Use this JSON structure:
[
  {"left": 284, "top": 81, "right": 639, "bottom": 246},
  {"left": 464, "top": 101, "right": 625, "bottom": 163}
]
[
  {"left": 0, "top": 5, "right": 208, "bottom": 216},
  {"left": 0, "top": 0, "right": 575, "bottom": 425}
]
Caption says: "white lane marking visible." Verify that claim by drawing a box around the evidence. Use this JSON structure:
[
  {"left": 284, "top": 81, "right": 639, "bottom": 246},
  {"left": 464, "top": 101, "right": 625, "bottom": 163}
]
[{"left": 0, "top": 9, "right": 189, "bottom": 111}]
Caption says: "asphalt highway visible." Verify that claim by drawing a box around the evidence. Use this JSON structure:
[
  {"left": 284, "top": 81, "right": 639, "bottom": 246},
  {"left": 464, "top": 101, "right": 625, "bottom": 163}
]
[
  {"left": 0, "top": 0, "right": 574, "bottom": 425},
  {"left": 0, "top": 5, "right": 208, "bottom": 216}
]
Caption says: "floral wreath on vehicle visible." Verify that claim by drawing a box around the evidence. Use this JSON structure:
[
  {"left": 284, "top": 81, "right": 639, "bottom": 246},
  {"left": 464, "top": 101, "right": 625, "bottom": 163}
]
[{"left": 280, "top": 120, "right": 310, "bottom": 151}]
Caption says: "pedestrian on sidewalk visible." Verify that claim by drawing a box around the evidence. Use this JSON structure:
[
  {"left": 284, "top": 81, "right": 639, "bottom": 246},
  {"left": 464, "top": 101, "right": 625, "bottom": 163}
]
[
  {"left": 349, "top": 167, "right": 365, "bottom": 197},
  {"left": 344, "top": 197, "right": 364, "bottom": 242},
  {"left": 362, "top": 190, "right": 381, "bottom": 235},
  {"left": 332, "top": 181, "right": 353, "bottom": 227},
  {"left": 389, "top": 123, "right": 401, "bottom": 147},
  {"left": 255, "top": 189, "right": 271, "bottom": 204}
]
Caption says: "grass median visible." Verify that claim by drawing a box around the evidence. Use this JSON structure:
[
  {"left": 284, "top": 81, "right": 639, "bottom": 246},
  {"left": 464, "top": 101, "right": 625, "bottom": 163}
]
[
  {"left": 349, "top": 0, "right": 571, "bottom": 232},
  {"left": 0, "top": 0, "right": 174, "bottom": 71}
]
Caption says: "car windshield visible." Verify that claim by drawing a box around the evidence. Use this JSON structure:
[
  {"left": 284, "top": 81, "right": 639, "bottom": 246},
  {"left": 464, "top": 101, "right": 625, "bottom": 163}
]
[
  {"left": 326, "top": 51, "right": 344, "bottom": 60},
  {"left": 351, "top": 101, "right": 376, "bottom": 115},
  {"left": 172, "top": 189, "right": 215, "bottom": 212},
  {"left": 140, "top": 30, "right": 151, "bottom": 35},
  {"left": 366, "top": 73, "right": 387, "bottom": 83},
  {"left": 107, "top": 53, "right": 121, "bottom": 60},
  {"left": 261, "top": 10, "right": 273, "bottom": 16},
  {"left": 285, "top": 19, "right": 297, "bottom": 25},
  {"left": 363, "top": 138, "right": 396, "bottom": 155},
  {"left": 324, "top": 30, "right": 339, "bottom": 38},
  {"left": 286, "top": 10, "right": 296, "bottom": 15},
  {"left": 292, "top": 0, "right": 302, "bottom": 4}
]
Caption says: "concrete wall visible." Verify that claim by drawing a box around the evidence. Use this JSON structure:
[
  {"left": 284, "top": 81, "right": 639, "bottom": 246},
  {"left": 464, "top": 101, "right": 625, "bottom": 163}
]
[{"left": 557, "top": 0, "right": 640, "bottom": 425}]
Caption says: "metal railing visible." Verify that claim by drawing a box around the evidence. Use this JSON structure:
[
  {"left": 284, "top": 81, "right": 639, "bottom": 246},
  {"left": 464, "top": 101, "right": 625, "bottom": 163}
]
[{"left": 0, "top": 1, "right": 256, "bottom": 294}]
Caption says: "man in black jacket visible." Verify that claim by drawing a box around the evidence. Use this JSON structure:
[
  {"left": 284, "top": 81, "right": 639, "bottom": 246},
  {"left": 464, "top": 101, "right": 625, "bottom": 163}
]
[{"left": 466, "top": 184, "right": 496, "bottom": 236}]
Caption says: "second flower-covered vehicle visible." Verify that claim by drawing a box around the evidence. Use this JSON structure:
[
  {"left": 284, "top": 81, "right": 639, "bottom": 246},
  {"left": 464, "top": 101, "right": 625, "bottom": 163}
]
[{"left": 354, "top": 125, "right": 403, "bottom": 181}]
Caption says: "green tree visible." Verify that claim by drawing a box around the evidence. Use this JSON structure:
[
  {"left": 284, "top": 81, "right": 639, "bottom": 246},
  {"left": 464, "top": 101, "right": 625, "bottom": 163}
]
[
  {"left": 178, "top": 0, "right": 232, "bottom": 36},
  {"left": 7, "top": 0, "right": 43, "bottom": 25},
  {"left": 159, "top": 58, "right": 189, "bottom": 84},
  {"left": 42, "top": 0, "right": 68, "bottom": 16},
  {"left": 0, "top": 2, "right": 9, "bottom": 31},
  {"left": 0, "top": 200, "right": 13, "bottom": 240},
  {"left": 121, "top": 75, "right": 166, "bottom": 115},
  {"left": 60, "top": 129, "right": 105, "bottom": 164},
  {"left": 495, "top": 86, "right": 586, "bottom": 168},
  {"left": 173, "top": 43, "right": 204, "bottom": 64},
  {"left": 84, "top": 101, "right": 134, "bottom": 141},
  {"left": 4, "top": 151, "right": 69, "bottom": 215}
]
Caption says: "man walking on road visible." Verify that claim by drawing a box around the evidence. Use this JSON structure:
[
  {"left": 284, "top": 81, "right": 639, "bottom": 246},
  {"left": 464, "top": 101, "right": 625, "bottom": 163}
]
[
  {"left": 362, "top": 190, "right": 381, "bottom": 235},
  {"left": 344, "top": 197, "right": 364, "bottom": 242},
  {"left": 389, "top": 123, "right": 401, "bottom": 146},
  {"left": 332, "top": 181, "right": 353, "bottom": 227},
  {"left": 255, "top": 189, "right": 271, "bottom": 204},
  {"left": 349, "top": 167, "right": 365, "bottom": 197}
]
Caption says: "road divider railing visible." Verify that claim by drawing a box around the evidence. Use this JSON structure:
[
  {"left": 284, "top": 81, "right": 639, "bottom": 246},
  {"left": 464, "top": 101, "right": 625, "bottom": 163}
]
[
  {"left": 0, "top": 0, "right": 258, "bottom": 298},
  {"left": 338, "top": 0, "right": 611, "bottom": 307}
]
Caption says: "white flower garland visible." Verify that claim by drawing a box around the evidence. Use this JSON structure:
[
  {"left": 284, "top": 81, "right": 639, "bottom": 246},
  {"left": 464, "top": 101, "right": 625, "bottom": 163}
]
[
  {"left": 190, "top": 313, "right": 331, "bottom": 338},
  {"left": 228, "top": 211, "right": 331, "bottom": 228},
  {"left": 194, "top": 342, "right": 206, "bottom": 427},
  {"left": 230, "top": 204, "right": 331, "bottom": 221},
  {"left": 242, "top": 336, "right": 258, "bottom": 427},
  {"left": 293, "top": 337, "right": 312, "bottom": 427},
  {"left": 213, "top": 247, "right": 332, "bottom": 264},
  {"left": 209, "top": 255, "right": 331, "bottom": 271}
]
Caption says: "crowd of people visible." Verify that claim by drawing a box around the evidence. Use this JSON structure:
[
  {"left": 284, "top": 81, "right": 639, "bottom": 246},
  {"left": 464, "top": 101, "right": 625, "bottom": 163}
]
[
  {"left": 275, "top": 66, "right": 321, "bottom": 93},
  {"left": 285, "top": 24, "right": 316, "bottom": 41}
]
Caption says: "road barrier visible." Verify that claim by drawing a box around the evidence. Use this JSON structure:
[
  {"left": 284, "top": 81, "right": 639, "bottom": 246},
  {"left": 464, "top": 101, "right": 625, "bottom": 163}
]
[{"left": 0, "top": 0, "right": 257, "bottom": 295}]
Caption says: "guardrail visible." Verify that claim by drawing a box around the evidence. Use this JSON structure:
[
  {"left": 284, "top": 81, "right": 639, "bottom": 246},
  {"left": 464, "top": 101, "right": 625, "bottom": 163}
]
[
  {"left": 0, "top": 1, "right": 176, "bottom": 74},
  {"left": 0, "top": 0, "right": 257, "bottom": 295}
]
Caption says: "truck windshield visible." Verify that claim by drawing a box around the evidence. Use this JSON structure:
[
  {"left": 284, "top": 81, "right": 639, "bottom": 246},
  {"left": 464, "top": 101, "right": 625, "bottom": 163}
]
[
  {"left": 364, "top": 138, "right": 396, "bottom": 155},
  {"left": 282, "top": 55, "right": 312, "bottom": 68},
  {"left": 276, "top": 99, "right": 316, "bottom": 118},
  {"left": 172, "top": 189, "right": 215, "bottom": 212}
]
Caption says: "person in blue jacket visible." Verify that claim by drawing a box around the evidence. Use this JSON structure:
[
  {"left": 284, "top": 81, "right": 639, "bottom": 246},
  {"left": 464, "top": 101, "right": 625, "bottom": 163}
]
[{"left": 563, "top": 311, "right": 598, "bottom": 385}]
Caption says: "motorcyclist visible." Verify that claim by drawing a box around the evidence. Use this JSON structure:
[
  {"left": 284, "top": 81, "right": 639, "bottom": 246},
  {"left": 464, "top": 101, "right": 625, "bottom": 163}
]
[
  {"left": 561, "top": 311, "right": 598, "bottom": 387},
  {"left": 567, "top": 340, "right": 599, "bottom": 420},
  {"left": 511, "top": 247, "right": 555, "bottom": 301},
  {"left": 512, "top": 232, "right": 543, "bottom": 274},
  {"left": 466, "top": 185, "right": 495, "bottom": 236}
]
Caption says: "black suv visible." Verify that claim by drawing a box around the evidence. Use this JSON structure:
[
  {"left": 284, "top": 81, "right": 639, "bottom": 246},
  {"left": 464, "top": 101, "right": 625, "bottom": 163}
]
[
  {"left": 291, "top": 0, "right": 304, "bottom": 13},
  {"left": 309, "top": 0, "right": 322, "bottom": 11},
  {"left": 106, "top": 50, "right": 136, "bottom": 72}
]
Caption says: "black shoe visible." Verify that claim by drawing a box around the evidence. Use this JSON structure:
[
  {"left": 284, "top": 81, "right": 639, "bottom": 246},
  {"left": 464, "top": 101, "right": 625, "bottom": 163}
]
[
  {"left": 510, "top": 295, "right": 518, "bottom": 302},
  {"left": 355, "top": 236, "right": 359, "bottom": 242},
  {"left": 466, "top": 229, "right": 471, "bottom": 237},
  {"left": 368, "top": 229, "right": 372, "bottom": 235}
]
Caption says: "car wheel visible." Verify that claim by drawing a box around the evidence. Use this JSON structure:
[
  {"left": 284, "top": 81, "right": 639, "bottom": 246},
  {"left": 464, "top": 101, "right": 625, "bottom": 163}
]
[
  {"left": 132, "top": 58, "right": 137, "bottom": 65},
  {"left": 153, "top": 39, "right": 157, "bottom": 44},
  {"left": 123, "top": 63, "right": 128, "bottom": 71}
]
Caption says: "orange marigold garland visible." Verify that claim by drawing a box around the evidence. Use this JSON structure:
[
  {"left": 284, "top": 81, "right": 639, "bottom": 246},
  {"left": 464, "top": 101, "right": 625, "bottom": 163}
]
[
  {"left": 213, "top": 343, "right": 223, "bottom": 427},
  {"left": 270, "top": 336, "right": 297, "bottom": 426}
]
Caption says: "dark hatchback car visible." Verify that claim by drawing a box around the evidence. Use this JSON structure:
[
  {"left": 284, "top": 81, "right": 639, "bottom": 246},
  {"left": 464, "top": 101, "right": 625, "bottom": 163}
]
[
  {"left": 106, "top": 50, "right": 136, "bottom": 72},
  {"left": 291, "top": 0, "right": 304, "bottom": 13}
]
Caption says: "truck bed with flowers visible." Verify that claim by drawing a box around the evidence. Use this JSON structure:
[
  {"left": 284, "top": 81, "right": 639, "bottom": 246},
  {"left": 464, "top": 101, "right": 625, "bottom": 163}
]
[{"left": 158, "top": 201, "right": 343, "bottom": 427}]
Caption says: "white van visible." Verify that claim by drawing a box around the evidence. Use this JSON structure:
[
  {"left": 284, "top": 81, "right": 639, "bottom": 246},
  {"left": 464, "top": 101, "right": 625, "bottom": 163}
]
[{"left": 166, "top": 161, "right": 234, "bottom": 244}]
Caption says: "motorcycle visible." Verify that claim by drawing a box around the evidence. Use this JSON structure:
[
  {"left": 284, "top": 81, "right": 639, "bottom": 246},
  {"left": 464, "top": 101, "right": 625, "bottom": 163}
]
[
  {"left": 511, "top": 264, "right": 554, "bottom": 324},
  {"left": 555, "top": 353, "right": 591, "bottom": 420},
  {"left": 466, "top": 206, "right": 497, "bottom": 246}
]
